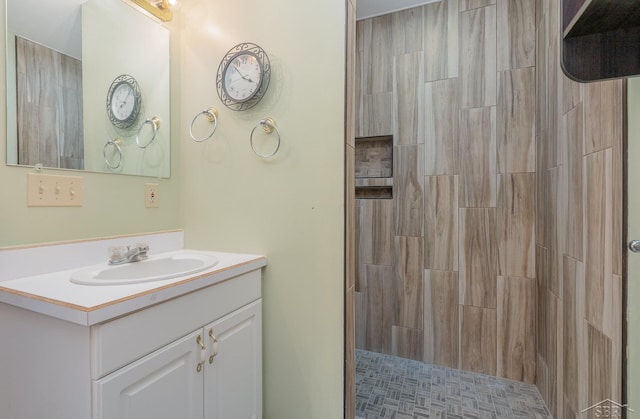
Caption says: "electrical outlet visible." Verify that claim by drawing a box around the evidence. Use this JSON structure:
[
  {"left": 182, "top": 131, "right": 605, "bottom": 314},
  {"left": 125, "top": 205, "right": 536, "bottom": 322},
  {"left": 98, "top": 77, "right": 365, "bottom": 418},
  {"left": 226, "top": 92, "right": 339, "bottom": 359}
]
[
  {"left": 145, "top": 183, "right": 159, "bottom": 208},
  {"left": 27, "top": 173, "right": 83, "bottom": 207}
]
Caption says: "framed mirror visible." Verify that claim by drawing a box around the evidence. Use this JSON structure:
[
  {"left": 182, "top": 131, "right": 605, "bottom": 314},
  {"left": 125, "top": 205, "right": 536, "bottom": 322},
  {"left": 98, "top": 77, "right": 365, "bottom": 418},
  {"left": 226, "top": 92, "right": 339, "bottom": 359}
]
[{"left": 5, "top": 0, "right": 171, "bottom": 178}]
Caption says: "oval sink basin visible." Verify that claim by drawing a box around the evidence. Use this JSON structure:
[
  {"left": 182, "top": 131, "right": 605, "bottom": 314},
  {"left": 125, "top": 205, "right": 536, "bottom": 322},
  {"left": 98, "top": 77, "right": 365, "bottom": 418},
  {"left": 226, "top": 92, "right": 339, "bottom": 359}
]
[{"left": 70, "top": 251, "right": 219, "bottom": 285}]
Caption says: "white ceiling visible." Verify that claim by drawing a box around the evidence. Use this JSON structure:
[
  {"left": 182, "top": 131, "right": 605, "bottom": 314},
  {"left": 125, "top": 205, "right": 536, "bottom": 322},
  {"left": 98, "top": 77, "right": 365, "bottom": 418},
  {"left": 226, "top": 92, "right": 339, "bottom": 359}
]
[{"left": 356, "top": 0, "right": 439, "bottom": 20}]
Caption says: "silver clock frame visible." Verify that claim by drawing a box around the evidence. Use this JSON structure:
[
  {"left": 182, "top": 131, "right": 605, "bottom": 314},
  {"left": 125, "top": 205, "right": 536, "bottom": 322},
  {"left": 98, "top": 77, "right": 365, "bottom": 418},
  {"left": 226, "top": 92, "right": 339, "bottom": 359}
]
[
  {"left": 106, "top": 74, "right": 142, "bottom": 129},
  {"left": 216, "top": 43, "right": 271, "bottom": 111}
]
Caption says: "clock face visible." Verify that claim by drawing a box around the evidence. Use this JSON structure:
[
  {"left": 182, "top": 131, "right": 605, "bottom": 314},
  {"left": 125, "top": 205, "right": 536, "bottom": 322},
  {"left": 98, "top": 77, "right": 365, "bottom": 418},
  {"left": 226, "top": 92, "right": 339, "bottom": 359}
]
[
  {"left": 216, "top": 43, "right": 271, "bottom": 111},
  {"left": 223, "top": 53, "right": 263, "bottom": 102},
  {"left": 106, "top": 75, "right": 141, "bottom": 129},
  {"left": 110, "top": 83, "right": 136, "bottom": 121}
]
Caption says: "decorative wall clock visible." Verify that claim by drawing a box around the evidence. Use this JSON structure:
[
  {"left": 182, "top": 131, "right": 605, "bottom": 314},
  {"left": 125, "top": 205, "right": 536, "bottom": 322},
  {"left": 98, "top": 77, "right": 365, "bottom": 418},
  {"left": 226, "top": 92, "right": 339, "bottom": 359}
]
[
  {"left": 106, "top": 74, "right": 142, "bottom": 128},
  {"left": 216, "top": 43, "right": 271, "bottom": 111}
]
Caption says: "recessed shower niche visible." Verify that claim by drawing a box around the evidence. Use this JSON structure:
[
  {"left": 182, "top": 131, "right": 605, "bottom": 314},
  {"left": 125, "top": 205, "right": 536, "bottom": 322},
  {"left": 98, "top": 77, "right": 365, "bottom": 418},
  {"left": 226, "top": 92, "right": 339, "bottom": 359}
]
[{"left": 354, "top": 135, "right": 393, "bottom": 199}]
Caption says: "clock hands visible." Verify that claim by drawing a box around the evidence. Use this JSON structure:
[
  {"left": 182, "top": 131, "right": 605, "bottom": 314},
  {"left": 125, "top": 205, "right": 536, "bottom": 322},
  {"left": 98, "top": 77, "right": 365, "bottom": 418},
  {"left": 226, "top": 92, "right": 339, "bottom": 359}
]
[
  {"left": 233, "top": 65, "right": 254, "bottom": 83},
  {"left": 117, "top": 89, "right": 132, "bottom": 110}
]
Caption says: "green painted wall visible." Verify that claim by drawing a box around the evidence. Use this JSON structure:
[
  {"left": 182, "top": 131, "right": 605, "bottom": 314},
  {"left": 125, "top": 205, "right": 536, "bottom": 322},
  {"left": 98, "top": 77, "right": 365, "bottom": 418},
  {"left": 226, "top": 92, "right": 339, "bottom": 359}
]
[{"left": 177, "top": 0, "right": 345, "bottom": 417}]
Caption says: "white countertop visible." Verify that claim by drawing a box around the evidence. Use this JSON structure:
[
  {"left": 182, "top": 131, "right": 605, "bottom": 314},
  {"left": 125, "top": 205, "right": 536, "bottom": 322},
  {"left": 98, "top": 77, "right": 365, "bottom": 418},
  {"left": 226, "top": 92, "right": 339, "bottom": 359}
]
[{"left": 0, "top": 250, "right": 266, "bottom": 326}]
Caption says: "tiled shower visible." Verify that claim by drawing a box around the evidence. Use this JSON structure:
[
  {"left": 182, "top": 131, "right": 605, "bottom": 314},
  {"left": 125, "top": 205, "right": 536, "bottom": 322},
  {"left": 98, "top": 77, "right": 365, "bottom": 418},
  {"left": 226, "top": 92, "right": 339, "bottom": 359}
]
[{"left": 349, "top": 0, "right": 624, "bottom": 417}]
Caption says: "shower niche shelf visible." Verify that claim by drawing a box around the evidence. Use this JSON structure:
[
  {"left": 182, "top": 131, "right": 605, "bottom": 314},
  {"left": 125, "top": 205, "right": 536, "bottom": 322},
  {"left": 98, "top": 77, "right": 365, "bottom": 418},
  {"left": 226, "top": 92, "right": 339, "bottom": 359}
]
[{"left": 355, "top": 135, "right": 393, "bottom": 200}]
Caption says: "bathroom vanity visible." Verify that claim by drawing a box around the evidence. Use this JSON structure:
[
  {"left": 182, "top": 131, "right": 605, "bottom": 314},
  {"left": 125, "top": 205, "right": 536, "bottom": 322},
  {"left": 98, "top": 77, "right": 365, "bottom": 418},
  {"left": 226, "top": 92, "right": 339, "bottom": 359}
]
[{"left": 0, "top": 233, "right": 265, "bottom": 419}]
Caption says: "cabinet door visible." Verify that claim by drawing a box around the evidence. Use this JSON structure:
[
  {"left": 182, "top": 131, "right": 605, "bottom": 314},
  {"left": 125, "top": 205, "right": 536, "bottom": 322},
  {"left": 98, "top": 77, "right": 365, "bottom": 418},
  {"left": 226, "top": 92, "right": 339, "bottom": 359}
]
[
  {"left": 95, "top": 330, "right": 204, "bottom": 419},
  {"left": 205, "top": 300, "right": 262, "bottom": 419}
]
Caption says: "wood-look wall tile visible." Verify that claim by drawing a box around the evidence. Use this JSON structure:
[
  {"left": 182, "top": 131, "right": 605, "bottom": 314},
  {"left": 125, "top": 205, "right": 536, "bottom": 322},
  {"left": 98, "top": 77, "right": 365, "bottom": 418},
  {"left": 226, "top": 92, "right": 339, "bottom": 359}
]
[
  {"left": 536, "top": 169, "right": 548, "bottom": 247},
  {"left": 361, "top": 93, "right": 394, "bottom": 137},
  {"left": 612, "top": 94, "right": 623, "bottom": 276},
  {"left": 536, "top": 245, "right": 549, "bottom": 362},
  {"left": 460, "top": 5, "right": 497, "bottom": 109},
  {"left": 394, "top": 145, "right": 424, "bottom": 236},
  {"left": 361, "top": 15, "right": 394, "bottom": 95},
  {"left": 459, "top": 208, "right": 497, "bottom": 308},
  {"left": 498, "top": 173, "right": 535, "bottom": 278},
  {"left": 424, "top": 270, "right": 459, "bottom": 368},
  {"left": 497, "top": 68, "right": 535, "bottom": 173},
  {"left": 60, "top": 87, "right": 84, "bottom": 170},
  {"left": 497, "top": 276, "right": 536, "bottom": 383},
  {"left": 583, "top": 79, "right": 624, "bottom": 155},
  {"left": 587, "top": 325, "right": 612, "bottom": 407},
  {"left": 394, "top": 53, "right": 424, "bottom": 145},
  {"left": 563, "top": 395, "right": 578, "bottom": 419},
  {"left": 459, "top": 0, "right": 496, "bottom": 11},
  {"left": 460, "top": 305, "right": 497, "bottom": 376},
  {"left": 357, "top": 199, "right": 394, "bottom": 269},
  {"left": 424, "top": 0, "right": 458, "bottom": 81},
  {"left": 16, "top": 37, "right": 83, "bottom": 169},
  {"left": 546, "top": 8, "right": 562, "bottom": 169},
  {"left": 346, "top": 145, "right": 356, "bottom": 290},
  {"left": 363, "top": 264, "right": 396, "bottom": 353},
  {"left": 536, "top": 0, "right": 548, "bottom": 26},
  {"left": 459, "top": 107, "right": 497, "bottom": 208},
  {"left": 535, "top": 14, "right": 548, "bottom": 171},
  {"left": 394, "top": 236, "right": 424, "bottom": 330},
  {"left": 547, "top": 291, "right": 560, "bottom": 417},
  {"left": 537, "top": 355, "right": 550, "bottom": 409},
  {"left": 562, "top": 256, "right": 585, "bottom": 412},
  {"left": 547, "top": 166, "right": 561, "bottom": 298},
  {"left": 355, "top": 49, "right": 364, "bottom": 137},
  {"left": 561, "top": 71, "right": 582, "bottom": 114},
  {"left": 391, "top": 326, "right": 424, "bottom": 361},
  {"left": 425, "top": 78, "right": 459, "bottom": 175},
  {"left": 424, "top": 175, "right": 459, "bottom": 271},
  {"left": 496, "top": 0, "right": 536, "bottom": 71},
  {"left": 584, "top": 149, "right": 612, "bottom": 330},
  {"left": 392, "top": 6, "right": 424, "bottom": 55},
  {"left": 563, "top": 103, "right": 583, "bottom": 261},
  {"left": 355, "top": 290, "right": 367, "bottom": 349}
]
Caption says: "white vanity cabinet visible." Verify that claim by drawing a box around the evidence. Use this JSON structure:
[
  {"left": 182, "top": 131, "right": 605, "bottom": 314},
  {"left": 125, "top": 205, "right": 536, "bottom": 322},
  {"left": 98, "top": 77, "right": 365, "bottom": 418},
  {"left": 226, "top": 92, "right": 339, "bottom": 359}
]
[
  {"left": 95, "top": 300, "right": 262, "bottom": 419},
  {"left": 0, "top": 267, "right": 263, "bottom": 419}
]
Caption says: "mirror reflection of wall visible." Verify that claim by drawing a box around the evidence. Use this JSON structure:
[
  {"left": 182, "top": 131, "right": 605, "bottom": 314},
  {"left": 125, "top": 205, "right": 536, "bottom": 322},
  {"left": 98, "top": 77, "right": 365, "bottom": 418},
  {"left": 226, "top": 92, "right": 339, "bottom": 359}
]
[{"left": 6, "top": 0, "right": 171, "bottom": 178}]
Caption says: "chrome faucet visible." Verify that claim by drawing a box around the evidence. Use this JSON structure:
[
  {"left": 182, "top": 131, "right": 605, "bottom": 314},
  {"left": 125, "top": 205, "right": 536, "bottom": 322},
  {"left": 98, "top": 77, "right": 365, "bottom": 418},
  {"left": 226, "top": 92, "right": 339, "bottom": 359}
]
[{"left": 108, "top": 243, "right": 149, "bottom": 265}]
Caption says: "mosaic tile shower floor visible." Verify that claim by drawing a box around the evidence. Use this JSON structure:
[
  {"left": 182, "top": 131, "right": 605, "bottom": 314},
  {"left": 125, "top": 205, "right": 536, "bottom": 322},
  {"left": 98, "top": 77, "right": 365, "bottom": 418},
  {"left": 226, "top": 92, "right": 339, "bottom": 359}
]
[{"left": 355, "top": 349, "right": 551, "bottom": 419}]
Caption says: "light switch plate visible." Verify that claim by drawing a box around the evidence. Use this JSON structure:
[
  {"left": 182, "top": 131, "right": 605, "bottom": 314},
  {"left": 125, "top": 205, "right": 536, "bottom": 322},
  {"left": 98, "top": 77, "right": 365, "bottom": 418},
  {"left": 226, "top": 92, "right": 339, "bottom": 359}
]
[{"left": 27, "top": 173, "right": 83, "bottom": 207}]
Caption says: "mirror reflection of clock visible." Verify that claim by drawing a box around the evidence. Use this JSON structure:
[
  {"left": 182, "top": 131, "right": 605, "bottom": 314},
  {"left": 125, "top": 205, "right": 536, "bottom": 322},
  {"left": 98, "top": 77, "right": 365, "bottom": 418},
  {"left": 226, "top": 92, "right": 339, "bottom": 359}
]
[
  {"left": 111, "top": 82, "right": 137, "bottom": 121},
  {"left": 223, "top": 53, "right": 263, "bottom": 102},
  {"left": 106, "top": 74, "right": 141, "bottom": 129}
]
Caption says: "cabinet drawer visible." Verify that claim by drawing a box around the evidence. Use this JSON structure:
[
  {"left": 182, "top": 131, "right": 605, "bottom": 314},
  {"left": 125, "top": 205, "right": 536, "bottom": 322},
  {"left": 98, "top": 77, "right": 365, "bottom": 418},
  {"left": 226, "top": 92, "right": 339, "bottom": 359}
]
[{"left": 90, "top": 269, "right": 261, "bottom": 379}]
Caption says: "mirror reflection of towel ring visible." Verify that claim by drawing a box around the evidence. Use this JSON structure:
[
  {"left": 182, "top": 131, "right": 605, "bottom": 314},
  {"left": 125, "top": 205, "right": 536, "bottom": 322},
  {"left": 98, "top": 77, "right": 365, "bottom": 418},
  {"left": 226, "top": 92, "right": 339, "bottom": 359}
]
[
  {"left": 190, "top": 107, "right": 219, "bottom": 142},
  {"left": 136, "top": 116, "right": 161, "bottom": 149},
  {"left": 103, "top": 138, "right": 123, "bottom": 169},
  {"left": 250, "top": 117, "right": 280, "bottom": 159}
]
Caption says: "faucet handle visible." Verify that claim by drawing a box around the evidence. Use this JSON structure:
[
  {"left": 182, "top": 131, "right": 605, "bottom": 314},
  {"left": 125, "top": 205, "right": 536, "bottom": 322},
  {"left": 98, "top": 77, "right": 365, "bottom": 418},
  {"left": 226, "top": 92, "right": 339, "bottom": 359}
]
[
  {"left": 136, "top": 243, "right": 150, "bottom": 252},
  {"left": 108, "top": 245, "right": 127, "bottom": 260}
]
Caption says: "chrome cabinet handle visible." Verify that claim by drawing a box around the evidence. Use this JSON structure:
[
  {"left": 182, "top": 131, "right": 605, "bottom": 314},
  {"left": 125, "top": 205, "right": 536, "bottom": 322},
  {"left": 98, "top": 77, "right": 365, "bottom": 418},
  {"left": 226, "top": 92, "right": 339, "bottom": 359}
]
[{"left": 629, "top": 240, "right": 640, "bottom": 253}]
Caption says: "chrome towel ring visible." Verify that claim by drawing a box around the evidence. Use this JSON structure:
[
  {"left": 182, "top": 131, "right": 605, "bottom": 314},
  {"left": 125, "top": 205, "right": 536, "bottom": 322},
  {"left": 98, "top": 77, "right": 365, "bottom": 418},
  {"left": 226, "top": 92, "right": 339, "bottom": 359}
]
[
  {"left": 250, "top": 117, "right": 280, "bottom": 159},
  {"left": 190, "top": 107, "right": 219, "bottom": 142},
  {"left": 136, "top": 116, "right": 161, "bottom": 149},
  {"left": 103, "top": 138, "right": 123, "bottom": 169}
]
